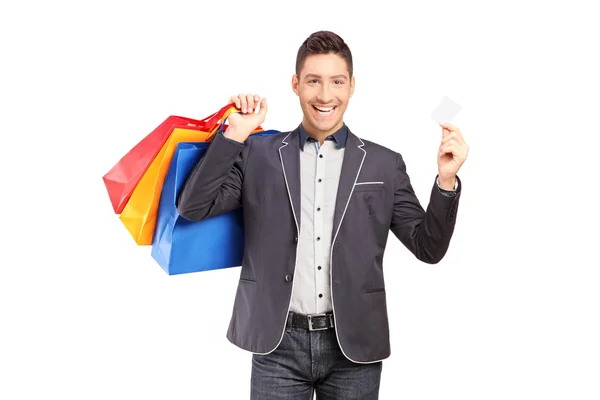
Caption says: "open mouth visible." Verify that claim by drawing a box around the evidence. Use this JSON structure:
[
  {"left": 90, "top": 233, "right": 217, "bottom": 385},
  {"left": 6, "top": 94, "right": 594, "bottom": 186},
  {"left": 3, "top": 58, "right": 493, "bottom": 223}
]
[{"left": 312, "top": 105, "right": 337, "bottom": 116}]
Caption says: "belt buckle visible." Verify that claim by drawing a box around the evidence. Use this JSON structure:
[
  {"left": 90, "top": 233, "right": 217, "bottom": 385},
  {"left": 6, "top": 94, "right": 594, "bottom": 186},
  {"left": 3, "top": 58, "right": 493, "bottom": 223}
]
[{"left": 308, "top": 313, "right": 332, "bottom": 331}]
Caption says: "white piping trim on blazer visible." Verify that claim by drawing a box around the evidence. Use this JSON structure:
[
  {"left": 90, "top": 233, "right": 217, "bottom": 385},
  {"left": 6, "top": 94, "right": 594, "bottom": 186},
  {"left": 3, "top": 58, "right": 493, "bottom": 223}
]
[
  {"left": 330, "top": 137, "right": 385, "bottom": 364},
  {"left": 252, "top": 131, "right": 300, "bottom": 356},
  {"left": 355, "top": 181, "right": 384, "bottom": 185}
]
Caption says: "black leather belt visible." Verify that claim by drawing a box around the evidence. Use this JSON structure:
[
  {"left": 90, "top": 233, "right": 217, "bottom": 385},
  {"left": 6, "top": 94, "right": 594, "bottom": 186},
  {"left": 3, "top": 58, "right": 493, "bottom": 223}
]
[{"left": 289, "top": 312, "right": 335, "bottom": 331}]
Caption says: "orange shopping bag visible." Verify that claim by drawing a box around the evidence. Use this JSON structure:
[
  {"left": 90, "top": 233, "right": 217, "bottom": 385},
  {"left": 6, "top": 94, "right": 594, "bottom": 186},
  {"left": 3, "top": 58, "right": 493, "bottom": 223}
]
[{"left": 119, "top": 105, "right": 262, "bottom": 245}]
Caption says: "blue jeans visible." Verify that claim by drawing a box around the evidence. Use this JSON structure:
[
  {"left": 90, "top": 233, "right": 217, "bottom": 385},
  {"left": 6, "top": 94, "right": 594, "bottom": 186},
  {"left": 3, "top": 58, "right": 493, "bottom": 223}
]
[{"left": 251, "top": 312, "right": 383, "bottom": 399}]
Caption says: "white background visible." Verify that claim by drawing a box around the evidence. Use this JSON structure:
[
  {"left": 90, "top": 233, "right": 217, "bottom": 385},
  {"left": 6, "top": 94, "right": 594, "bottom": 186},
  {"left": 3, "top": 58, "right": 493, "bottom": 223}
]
[{"left": 1, "top": 0, "right": 599, "bottom": 399}]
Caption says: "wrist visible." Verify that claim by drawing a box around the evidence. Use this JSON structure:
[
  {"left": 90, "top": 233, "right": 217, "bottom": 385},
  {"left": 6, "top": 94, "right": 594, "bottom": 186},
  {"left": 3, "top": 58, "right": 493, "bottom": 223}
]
[
  {"left": 438, "top": 175, "right": 456, "bottom": 190},
  {"left": 223, "top": 127, "right": 250, "bottom": 143}
]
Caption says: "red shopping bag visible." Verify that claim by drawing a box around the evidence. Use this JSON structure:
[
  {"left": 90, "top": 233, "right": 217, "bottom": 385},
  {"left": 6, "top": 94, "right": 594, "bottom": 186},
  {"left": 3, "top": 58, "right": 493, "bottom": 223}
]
[{"left": 102, "top": 104, "right": 235, "bottom": 213}]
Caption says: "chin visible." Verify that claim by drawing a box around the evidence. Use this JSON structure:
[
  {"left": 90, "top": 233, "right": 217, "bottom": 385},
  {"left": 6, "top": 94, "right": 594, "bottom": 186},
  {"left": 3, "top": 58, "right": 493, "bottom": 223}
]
[{"left": 306, "top": 115, "right": 339, "bottom": 130}]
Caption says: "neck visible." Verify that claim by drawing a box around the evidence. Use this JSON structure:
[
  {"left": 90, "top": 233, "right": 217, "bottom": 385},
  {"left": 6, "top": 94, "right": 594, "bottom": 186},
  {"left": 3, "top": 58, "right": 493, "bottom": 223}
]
[{"left": 301, "top": 118, "right": 344, "bottom": 144}]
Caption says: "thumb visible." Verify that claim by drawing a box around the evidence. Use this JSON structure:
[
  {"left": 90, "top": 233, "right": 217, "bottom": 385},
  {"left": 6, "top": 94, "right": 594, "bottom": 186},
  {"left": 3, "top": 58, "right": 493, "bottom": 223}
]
[{"left": 258, "top": 96, "right": 268, "bottom": 116}]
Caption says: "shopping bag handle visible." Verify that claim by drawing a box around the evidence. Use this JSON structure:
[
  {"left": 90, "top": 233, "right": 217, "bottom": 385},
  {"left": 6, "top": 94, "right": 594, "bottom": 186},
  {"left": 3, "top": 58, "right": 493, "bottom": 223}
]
[
  {"left": 201, "top": 104, "right": 238, "bottom": 131},
  {"left": 215, "top": 108, "right": 263, "bottom": 134}
]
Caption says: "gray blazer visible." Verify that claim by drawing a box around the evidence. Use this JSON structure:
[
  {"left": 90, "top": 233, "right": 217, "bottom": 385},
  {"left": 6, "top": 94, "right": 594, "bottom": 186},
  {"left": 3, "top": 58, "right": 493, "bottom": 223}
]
[{"left": 176, "top": 126, "right": 461, "bottom": 363}]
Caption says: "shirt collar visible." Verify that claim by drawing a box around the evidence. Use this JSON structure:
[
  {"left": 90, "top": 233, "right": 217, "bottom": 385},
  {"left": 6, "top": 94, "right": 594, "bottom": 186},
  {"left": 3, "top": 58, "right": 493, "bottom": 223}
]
[{"left": 298, "top": 123, "right": 348, "bottom": 150}]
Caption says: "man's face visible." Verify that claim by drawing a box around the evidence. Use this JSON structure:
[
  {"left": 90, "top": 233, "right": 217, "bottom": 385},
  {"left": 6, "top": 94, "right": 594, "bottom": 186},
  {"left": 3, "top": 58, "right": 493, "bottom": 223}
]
[{"left": 292, "top": 53, "right": 355, "bottom": 136}]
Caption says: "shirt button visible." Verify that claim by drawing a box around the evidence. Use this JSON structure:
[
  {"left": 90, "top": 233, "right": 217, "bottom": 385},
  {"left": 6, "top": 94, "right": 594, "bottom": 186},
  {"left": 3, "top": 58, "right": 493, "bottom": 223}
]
[
  {"left": 319, "top": 294, "right": 323, "bottom": 298},
  {"left": 318, "top": 266, "right": 322, "bottom": 270},
  {"left": 318, "top": 179, "right": 322, "bottom": 183},
  {"left": 319, "top": 154, "right": 323, "bottom": 158},
  {"left": 285, "top": 274, "right": 293, "bottom": 282},
  {"left": 316, "top": 237, "right": 321, "bottom": 241},
  {"left": 317, "top": 207, "right": 321, "bottom": 212}
]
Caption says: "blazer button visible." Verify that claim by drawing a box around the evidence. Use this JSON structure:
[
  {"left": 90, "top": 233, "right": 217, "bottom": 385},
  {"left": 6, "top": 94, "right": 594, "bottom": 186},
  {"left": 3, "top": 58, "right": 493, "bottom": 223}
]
[
  {"left": 285, "top": 274, "right": 293, "bottom": 282},
  {"left": 294, "top": 236, "right": 298, "bottom": 243}
]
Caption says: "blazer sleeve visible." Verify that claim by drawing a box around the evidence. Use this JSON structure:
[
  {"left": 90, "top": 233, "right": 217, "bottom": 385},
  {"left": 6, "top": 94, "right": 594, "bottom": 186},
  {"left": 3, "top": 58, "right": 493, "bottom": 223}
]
[
  {"left": 176, "top": 130, "right": 251, "bottom": 221},
  {"left": 389, "top": 152, "right": 461, "bottom": 264}
]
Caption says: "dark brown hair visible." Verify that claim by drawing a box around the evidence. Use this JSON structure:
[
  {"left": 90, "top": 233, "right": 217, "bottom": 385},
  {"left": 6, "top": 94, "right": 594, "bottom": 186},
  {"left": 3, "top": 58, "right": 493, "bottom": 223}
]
[{"left": 295, "top": 31, "right": 353, "bottom": 79}]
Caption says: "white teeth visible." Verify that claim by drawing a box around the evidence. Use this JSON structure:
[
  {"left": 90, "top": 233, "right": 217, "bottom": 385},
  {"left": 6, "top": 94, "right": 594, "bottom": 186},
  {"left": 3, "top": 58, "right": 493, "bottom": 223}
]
[{"left": 314, "top": 106, "right": 335, "bottom": 112}]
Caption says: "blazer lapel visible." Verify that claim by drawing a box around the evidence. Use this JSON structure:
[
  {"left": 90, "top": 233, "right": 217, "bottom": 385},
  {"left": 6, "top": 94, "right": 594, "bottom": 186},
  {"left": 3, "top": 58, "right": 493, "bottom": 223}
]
[
  {"left": 278, "top": 128, "right": 301, "bottom": 233},
  {"left": 332, "top": 130, "right": 366, "bottom": 242}
]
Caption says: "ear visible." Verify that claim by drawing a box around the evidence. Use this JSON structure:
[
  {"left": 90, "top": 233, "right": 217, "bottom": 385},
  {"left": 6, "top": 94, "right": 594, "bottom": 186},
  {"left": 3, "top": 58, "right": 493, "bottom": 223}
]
[
  {"left": 349, "top": 75, "right": 355, "bottom": 98},
  {"left": 291, "top": 74, "right": 299, "bottom": 96}
]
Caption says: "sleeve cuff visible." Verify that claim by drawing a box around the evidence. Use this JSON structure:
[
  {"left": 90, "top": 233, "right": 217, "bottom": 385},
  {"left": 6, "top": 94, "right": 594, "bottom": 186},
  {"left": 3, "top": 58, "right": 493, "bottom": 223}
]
[
  {"left": 436, "top": 175, "right": 459, "bottom": 197},
  {"left": 217, "top": 129, "right": 245, "bottom": 147}
]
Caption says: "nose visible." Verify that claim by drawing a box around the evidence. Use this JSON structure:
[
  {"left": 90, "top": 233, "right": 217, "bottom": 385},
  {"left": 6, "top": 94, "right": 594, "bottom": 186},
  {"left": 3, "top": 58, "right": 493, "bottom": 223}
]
[{"left": 317, "top": 82, "right": 332, "bottom": 103}]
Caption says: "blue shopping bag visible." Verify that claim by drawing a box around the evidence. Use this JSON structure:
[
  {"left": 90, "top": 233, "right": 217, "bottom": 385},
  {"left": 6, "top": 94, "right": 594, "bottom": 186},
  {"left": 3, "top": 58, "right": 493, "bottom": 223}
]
[{"left": 151, "top": 130, "right": 280, "bottom": 275}]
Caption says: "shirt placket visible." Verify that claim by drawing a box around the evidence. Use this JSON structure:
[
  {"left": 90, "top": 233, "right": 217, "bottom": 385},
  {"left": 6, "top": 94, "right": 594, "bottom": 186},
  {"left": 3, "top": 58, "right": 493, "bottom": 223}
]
[{"left": 313, "top": 140, "right": 327, "bottom": 313}]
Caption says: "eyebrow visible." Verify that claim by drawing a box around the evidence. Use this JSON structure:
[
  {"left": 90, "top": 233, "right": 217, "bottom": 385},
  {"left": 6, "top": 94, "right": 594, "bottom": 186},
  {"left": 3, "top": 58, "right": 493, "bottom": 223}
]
[{"left": 304, "top": 73, "right": 348, "bottom": 80}]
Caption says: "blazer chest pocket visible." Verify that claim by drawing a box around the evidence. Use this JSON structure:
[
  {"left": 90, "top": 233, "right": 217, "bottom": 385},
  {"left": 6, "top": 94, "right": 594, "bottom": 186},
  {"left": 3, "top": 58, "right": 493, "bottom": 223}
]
[
  {"left": 353, "top": 182, "right": 385, "bottom": 192},
  {"left": 353, "top": 182, "right": 386, "bottom": 217}
]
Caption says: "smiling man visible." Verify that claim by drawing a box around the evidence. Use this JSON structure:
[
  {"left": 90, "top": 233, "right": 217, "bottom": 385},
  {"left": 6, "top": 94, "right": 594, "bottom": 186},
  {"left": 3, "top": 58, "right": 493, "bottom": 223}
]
[
  {"left": 293, "top": 51, "right": 353, "bottom": 143},
  {"left": 177, "top": 30, "right": 469, "bottom": 399}
]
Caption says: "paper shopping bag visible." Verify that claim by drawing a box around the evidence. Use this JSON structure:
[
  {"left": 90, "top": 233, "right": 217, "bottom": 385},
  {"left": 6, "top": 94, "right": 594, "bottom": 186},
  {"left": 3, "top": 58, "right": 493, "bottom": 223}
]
[
  {"left": 102, "top": 104, "right": 236, "bottom": 213},
  {"left": 151, "top": 130, "right": 280, "bottom": 275},
  {"left": 119, "top": 108, "right": 263, "bottom": 245}
]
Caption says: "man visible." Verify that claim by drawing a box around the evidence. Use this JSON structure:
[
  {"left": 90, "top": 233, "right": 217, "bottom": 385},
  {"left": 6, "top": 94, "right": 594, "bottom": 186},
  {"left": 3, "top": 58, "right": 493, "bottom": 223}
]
[{"left": 177, "top": 30, "right": 468, "bottom": 399}]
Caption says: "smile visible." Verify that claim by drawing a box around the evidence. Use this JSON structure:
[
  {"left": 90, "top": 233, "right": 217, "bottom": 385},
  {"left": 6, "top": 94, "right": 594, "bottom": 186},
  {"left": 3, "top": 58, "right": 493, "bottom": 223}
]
[{"left": 312, "top": 105, "right": 337, "bottom": 116}]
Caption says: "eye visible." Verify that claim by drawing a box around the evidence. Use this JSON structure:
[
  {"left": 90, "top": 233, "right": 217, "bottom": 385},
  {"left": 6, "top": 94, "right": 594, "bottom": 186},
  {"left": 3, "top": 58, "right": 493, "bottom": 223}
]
[
  {"left": 334, "top": 80, "right": 344, "bottom": 85},
  {"left": 309, "top": 79, "right": 318, "bottom": 84}
]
